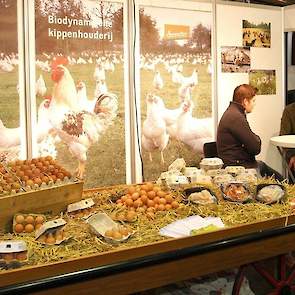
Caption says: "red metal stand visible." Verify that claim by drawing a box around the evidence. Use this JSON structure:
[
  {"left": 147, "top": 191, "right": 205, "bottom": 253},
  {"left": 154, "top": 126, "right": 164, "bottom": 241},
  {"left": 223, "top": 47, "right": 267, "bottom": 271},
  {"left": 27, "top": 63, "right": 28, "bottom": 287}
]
[{"left": 232, "top": 255, "right": 295, "bottom": 295}]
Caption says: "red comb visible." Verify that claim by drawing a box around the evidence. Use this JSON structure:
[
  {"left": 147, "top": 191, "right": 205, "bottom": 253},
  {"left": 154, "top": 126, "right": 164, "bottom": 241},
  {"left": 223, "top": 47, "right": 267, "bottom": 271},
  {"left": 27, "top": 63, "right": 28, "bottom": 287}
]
[{"left": 51, "top": 56, "right": 68, "bottom": 69}]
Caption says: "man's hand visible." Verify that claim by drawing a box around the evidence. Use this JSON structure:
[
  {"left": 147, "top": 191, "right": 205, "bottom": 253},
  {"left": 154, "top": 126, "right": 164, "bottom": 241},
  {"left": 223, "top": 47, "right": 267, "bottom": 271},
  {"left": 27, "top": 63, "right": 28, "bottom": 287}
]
[{"left": 289, "top": 156, "right": 295, "bottom": 170}]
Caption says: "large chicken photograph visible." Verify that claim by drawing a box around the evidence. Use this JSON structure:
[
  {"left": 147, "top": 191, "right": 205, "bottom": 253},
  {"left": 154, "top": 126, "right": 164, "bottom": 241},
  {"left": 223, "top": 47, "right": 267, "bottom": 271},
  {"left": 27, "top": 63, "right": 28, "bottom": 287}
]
[
  {"left": 0, "top": 0, "right": 126, "bottom": 188},
  {"left": 34, "top": 0, "right": 125, "bottom": 188},
  {"left": 0, "top": 0, "right": 21, "bottom": 162},
  {"left": 139, "top": 6, "right": 213, "bottom": 181}
]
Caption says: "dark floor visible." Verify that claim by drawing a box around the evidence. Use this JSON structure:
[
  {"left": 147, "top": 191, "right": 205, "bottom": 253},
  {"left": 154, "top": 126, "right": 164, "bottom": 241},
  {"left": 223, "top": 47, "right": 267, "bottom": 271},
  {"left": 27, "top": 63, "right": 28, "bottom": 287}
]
[{"left": 134, "top": 257, "right": 295, "bottom": 295}]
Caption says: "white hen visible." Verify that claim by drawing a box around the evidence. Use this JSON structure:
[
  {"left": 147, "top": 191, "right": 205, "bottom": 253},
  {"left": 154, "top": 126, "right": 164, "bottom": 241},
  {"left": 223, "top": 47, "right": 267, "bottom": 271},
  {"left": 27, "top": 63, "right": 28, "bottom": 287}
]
[
  {"left": 142, "top": 94, "right": 169, "bottom": 163},
  {"left": 176, "top": 100, "right": 213, "bottom": 154},
  {"left": 36, "top": 74, "right": 47, "bottom": 97},
  {"left": 153, "top": 71, "right": 163, "bottom": 90}
]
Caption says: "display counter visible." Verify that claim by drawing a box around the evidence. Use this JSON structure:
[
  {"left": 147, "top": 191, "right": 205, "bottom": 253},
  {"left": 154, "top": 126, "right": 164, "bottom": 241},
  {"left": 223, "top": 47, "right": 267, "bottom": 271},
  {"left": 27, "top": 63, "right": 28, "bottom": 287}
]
[
  {"left": 0, "top": 177, "right": 295, "bottom": 295},
  {"left": 0, "top": 212, "right": 295, "bottom": 294}
]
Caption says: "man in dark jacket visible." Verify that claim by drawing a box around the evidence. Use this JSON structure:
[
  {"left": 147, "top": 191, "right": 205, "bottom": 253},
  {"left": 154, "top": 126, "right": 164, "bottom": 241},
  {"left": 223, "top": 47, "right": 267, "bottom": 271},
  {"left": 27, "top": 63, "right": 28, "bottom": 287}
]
[
  {"left": 217, "top": 84, "right": 283, "bottom": 181},
  {"left": 280, "top": 102, "right": 295, "bottom": 182}
]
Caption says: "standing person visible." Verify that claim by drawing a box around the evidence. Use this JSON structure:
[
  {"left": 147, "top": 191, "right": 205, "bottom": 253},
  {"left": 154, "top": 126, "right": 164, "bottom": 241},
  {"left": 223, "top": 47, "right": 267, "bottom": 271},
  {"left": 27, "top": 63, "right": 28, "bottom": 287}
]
[
  {"left": 280, "top": 101, "right": 295, "bottom": 182},
  {"left": 217, "top": 84, "right": 284, "bottom": 181}
]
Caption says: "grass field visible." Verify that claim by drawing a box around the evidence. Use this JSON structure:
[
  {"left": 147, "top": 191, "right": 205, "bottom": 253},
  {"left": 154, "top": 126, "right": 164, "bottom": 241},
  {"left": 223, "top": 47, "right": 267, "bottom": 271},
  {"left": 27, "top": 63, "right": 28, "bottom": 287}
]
[{"left": 0, "top": 57, "right": 212, "bottom": 187}]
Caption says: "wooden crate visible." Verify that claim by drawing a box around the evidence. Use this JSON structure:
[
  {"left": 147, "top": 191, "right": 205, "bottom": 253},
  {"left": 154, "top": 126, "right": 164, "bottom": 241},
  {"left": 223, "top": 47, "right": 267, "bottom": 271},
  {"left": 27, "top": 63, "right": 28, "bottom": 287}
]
[{"left": 0, "top": 181, "right": 83, "bottom": 231}]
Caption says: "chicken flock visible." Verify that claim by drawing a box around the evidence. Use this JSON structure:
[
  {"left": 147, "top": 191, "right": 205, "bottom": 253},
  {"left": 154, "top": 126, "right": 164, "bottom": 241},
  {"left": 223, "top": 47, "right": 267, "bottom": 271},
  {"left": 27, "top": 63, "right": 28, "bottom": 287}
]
[
  {"left": 0, "top": 51, "right": 213, "bottom": 176},
  {"left": 0, "top": 55, "right": 118, "bottom": 179}
]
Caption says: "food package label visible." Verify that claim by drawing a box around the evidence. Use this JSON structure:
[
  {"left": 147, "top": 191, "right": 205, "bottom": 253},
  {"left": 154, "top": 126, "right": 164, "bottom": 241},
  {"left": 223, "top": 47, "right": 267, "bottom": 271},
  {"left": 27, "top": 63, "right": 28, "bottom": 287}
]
[
  {"left": 35, "top": 218, "right": 67, "bottom": 239},
  {"left": 67, "top": 198, "right": 95, "bottom": 213},
  {"left": 0, "top": 240, "right": 27, "bottom": 253}
]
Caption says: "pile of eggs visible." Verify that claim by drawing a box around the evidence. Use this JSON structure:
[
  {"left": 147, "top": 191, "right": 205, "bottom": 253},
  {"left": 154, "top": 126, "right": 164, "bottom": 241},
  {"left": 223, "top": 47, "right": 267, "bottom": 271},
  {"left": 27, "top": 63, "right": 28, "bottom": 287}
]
[
  {"left": 7, "top": 156, "right": 72, "bottom": 188},
  {"left": 0, "top": 251, "right": 28, "bottom": 262},
  {"left": 37, "top": 229, "right": 65, "bottom": 245},
  {"left": 0, "top": 164, "right": 22, "bottom": 194},
  {"left": 116, "top": 182, "right": 180, "bottom": 212},
  {"left": 14, "top": 214, "right": 45, "bottom": 234},
  {"left": 104, "top": 226, "right": 132, "bottom": 241}
]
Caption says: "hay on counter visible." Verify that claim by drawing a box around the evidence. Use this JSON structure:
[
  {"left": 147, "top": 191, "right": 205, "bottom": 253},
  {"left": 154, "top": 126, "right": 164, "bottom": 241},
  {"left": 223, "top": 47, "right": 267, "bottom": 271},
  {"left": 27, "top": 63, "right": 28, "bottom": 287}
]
[{"left": 0, "top": 181, "right": 294, "bottom": 272}]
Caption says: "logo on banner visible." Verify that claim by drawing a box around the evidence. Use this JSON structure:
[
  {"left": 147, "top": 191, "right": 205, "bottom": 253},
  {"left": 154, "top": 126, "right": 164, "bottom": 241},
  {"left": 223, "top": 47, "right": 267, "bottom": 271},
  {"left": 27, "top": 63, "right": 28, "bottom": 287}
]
[{"left": 164, "top": 24, "right": 190, "bottom": 40}]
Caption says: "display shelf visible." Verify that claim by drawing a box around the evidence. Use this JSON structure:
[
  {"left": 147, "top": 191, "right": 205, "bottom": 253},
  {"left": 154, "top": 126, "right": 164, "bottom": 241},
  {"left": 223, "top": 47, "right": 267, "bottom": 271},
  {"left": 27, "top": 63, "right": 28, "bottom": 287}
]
[
  {"left": 0, "top": 214, "right": 295, "bottom": 294},
  {"left": 0, "top": 181, "right": 83, "bottom": 231}
]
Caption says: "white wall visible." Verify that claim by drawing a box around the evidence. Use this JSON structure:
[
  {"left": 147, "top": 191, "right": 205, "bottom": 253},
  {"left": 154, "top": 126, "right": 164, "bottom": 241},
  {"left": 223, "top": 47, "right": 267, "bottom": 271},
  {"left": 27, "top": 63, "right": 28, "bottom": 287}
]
[
  {"left": 216, "top": 2, "right": 284, "bottom": 173},
  {"left": 284, "top": 4, "right": 295, "bottom": 31}
]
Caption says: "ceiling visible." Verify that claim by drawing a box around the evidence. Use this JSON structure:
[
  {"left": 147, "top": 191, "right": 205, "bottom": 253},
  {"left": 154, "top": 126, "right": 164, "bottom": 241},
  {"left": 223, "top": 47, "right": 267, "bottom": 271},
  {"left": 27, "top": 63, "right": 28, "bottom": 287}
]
[{"left": 229, "top": 0, "right": 295, "bottom": 6}]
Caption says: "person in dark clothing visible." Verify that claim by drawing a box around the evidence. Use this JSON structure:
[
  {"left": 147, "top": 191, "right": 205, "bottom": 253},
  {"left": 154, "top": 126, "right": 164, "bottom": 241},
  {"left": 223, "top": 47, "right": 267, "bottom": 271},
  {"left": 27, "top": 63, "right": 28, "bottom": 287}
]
[{"left": 217, "top": 84, "right": 284, "bottom": 181}]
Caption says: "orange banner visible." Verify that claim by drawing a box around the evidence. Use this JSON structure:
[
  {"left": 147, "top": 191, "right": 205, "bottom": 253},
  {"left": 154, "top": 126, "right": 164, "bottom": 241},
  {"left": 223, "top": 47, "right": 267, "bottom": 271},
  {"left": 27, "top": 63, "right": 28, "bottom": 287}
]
[{"left": 164, "top": 24, "right": 190, "bottom": 40}]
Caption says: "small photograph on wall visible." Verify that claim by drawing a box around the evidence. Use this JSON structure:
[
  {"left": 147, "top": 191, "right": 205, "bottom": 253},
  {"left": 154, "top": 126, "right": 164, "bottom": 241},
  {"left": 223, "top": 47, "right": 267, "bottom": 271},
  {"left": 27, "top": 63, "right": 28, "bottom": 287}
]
[
  {"left": 221, "top": 46, "right": 250, "bottom": 73},
  {"left": 249, "top": 70, "right": 276, "bottom": 95},
  {"left": 242, "top": 20, "right": 271, "bottom": 48}
]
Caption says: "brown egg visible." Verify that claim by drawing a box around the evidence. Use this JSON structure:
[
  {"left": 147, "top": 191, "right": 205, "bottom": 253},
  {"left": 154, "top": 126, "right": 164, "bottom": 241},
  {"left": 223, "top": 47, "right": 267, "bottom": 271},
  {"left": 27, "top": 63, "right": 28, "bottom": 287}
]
[
  {"left": 119, "top": 227, "right": 129, "bottom": 236},
  {"left": 55, "top": 230, "right": 64, "bottom": 241},
  {"left": 147, "top": 200, "right": 155, "bottom": 207},
  {"left": 31, "top": 158, "right": 38, "bottom": 164},
  {"left": 36, "top": 162, "right": 43, "bottom": 168},
  {"left": 35, "top": 223, "right": 42, "bottom": 230},
  {"left": 25, "top": 215, "right": 35, "bottom": 224},
  {"left": 147, "top": 191, "right": 156, "bottom": 199},
  {"left": 158, "top": 204, "right": 165, "bottom": 211},
  {"left": 43, "top": 160, "right": 50, "bottom": 166},
  {"left": 24, "top": 169, "right": 33, "bottom": 177},
  {"left": 157, "top": 191, "right": 166, "bottom": 198},
  {"left": 38, "top": 235, "right": 47, "bottom": 243},
  {"left": 45, "top": 155, "right": 53, "bottom": 161},
  {"left": 15, "top": 252, "right": 27, "bottom": 261},
  {"left": 159, "top": 198, "right": 167, "bottom": 205},
  {"left": 153, "top": 196, "right": 160, "bottom": 204},
  {"left": 45, "top": 233, "right": 56, "bottom": 244},
  {"left": 121, "top": 195, "right": 128, "bottom": 202},
  {"left": 12, "top": 182, "right": 21, "bottom": 190},
  {"left": 131, "top": 192, "right": 139, "bottom": 201},
  {"left": 25, "top": 223, "right": 34, "bottom": 233},
  {"left": 32, "top": 168, "right": 41, "bottom": 175},
  {"left": 165, "top": 195, "right": 174, "bottom": 204},
  {"left": 127, "top": 186, "right": 136, "bottom": 195},
  {"left": 140, "top": 195, "right": 148, "bottom": 204},
  {"left": 41, "top": 176, "right": 49, "bottom": 184},
  {"left": 33, "top": 177, "right": 42, "bottom": 186},
  {"left": 141, "top": 184, "right": 149, "bottom": 192},
  {"left": 21, "top": 175, "right": 29, "bottom": 182},
  {"left": 30, "top": 164, "right": 36, "bottom": 169},
  {"left": 171, "top": 201, "right": 179, "bottom": 209},
  {"left": 15, "top": 214, "right": 25, "bottom": 224},
  {"left": 126, "top": 211, "right": 136, "bottom": 222},
  {"left": 153, "top": 186, "right": 161, "bottom": 193},
  {"left": 104, "top": 230, "right": 114, "bottom": 238},
  {"left": 2, "top": 253, "right": 14, "bottom": 262},
  {"left": 26, "top": 179, "right": 34, "bottom": 187},
  {"left": 16, "top": 170, "right": 25, "bottom": 177},
  {"left": 50, "top": 175, "right": 57, "bottom": 182},
  {"left": 133, "top": 199, "right": 143, "bottom": 208},
  {"left": 113, "top": 231, "right": 123, "bottom": 240},
  {"left": 125, "top": 198, "right": 133, "bottom": 207},
  {"left": 35, "top": 215, "right": 44, "bottom": 224},
  {"left": 14, "top": 223, "right": 24, "bottom": 233},
  {"left": 56, "top": 172, "right": 64, "bottom": 180},
  {"left": 165, "top": 204, "right": 172, "bottom": 210},
  {"left": 145, "top": 182, "right": 154, "bottom": 191}
]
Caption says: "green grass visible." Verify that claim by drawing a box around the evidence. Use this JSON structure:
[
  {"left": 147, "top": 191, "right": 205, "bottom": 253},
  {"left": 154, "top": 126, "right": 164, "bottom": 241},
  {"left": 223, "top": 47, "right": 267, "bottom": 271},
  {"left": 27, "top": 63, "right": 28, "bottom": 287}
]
[{"left": 0, "top": 60, "right": 212, "bottom": 187}]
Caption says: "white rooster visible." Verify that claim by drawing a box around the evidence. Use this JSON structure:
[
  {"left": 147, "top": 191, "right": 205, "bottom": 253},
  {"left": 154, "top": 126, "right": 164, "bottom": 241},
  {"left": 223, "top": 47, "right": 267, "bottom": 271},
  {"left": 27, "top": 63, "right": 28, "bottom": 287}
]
[
  {"left": 176, "top": 99, "right": 213, "bottom": 154},
  {"left": 142, "top": 94, "right": 169, "bottom": 164},
  {"left": 47, "top": 57, "right": 118, "bottom": 178}
]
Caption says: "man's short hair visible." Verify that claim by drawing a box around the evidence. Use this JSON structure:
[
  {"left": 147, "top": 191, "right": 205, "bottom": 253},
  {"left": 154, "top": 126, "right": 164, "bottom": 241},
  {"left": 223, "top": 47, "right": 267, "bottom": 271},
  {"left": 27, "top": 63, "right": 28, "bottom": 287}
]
[{"left": 233, "top": 84, "right": 257, "bottom": 104}]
